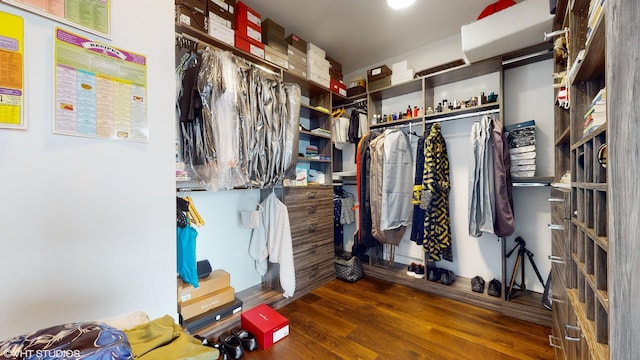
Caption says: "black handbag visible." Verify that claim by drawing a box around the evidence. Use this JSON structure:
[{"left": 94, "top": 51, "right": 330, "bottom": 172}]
[{"left": 334, "top": 255, "right": 364, "bottom": 283}]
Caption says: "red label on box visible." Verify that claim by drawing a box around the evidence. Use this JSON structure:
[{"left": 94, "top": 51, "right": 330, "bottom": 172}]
[{"left": 240, "top": 304, "right": 289, "bottom": 349}]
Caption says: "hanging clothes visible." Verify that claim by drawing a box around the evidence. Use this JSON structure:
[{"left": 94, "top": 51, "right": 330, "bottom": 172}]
[
  {"left": 468, "top": 115, "right": 496, "bottom": 237},
  {"left": 369, "top": 132, "right": 387, "bottom": 244},
  {"left": 248, "top": 192, "right": 296, "bottom": 298},
  {"left": 333, "top": 195, "right": 344, "bottom": 253},
  {"left": 421, "top": 123, "right": 453, "bottom": 262},
  {"left": 177, "top": 225, "right": 199, "bottom": 287},
  {"left": 410, "top": 125, "right": 431, "bottom": 245},
  {"left": 492, "top": 117, "right": 515, "bottom": 236},
  {"left": 356, "top": 133, "right": 379, "bottom": 249},
  {"left": 379, "top": 129, "right": 413, "bottom": 244},
  {"left": 333, "top": 116, "right": 350, "bottom": 150}
]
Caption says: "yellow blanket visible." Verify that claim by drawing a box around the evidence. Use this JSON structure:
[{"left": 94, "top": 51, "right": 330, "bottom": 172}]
[{"left": 123, "top": 315, "right": 218, "bottom": 360}]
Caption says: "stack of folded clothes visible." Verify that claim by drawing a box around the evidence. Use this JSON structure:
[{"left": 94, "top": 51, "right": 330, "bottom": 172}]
[{"left": 505, "top": 120, "right": 536, "bottom": 177}]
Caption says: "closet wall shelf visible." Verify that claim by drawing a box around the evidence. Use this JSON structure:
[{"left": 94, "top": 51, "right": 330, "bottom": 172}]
[
  {"left": 556, "top": 126, "right": 571, "bottom": 146},
  {"left": 512, "top": 176, "right": 554, "bottom": 187},
  {"left": 299, "top": 130, "right": 331, "bottom": 139},
  {"left": 369, "top": 116, "right": 424, "bottom": 130},
  {"left": 571, "top": 124, "right": 606, "bottom": 150},
  {"left": 368, "top": 78, "right": 422, "bottom": 100},
  {"left": 572, "top": 5, "right": 606, "bottom": 84},
  {"left": 300, "top": 104, "right": 331, "bottom": 118},
  {"left": 571, "top": 218, "right": 608, "bottom": 251},
  {"left": 424, "top": 103, "right": 500, "bottom": 124}
]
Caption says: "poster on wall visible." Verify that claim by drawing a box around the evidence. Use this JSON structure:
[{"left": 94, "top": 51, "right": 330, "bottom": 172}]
[
  {"left": 54, "top": 27, "right": 148, "bottom": 142},
  {"left": 0, "top": 11, "right": 25, "bottom": 129},
  {"left": 1, "top": 0, "right": 110, "bottom": 38}
]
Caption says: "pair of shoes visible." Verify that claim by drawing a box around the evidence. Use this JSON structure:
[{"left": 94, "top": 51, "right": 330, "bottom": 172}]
[
  {"left": 407, "top": 262, "right": 418, "bottom": 276},
  {"left": 233, "top": 329, "right": 257, "bottom": 352},
  {"left": 471, "top": 275, "right": 486, "bottom": 293},
  {"left": 488, "top": 279, "right": 502, "bottom": 297},
  {"left": 414, "top": 264, "right": 426, "bottom": 279}
]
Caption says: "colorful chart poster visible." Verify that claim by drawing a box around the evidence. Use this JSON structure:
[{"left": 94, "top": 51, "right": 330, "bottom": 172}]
[
  {"left": 54, "top": 28, "right": 148, "bottom": 142},
  {"left": 1, "top": 0, "right": 110, "bottom": 38},
  {"left": 0, "top": 11, "right": 25, "bottom": 129}
]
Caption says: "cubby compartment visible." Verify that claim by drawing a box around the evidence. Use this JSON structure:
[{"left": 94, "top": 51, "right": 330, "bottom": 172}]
[
  {"left": 595, "top": 245, "right": 608, "bottom": 292},
  {"left": 585, "top": 189, "right": 594, "bottom": 229},
  {"left": 596, "top": 300, "right": 609, "bottom": 344},
  {"left": 594, "top": 190, "right": 607, "bottom": 238},
  {"left": 585, "top": 283, "right": 595, "bottom": 321},
  {"left": 585, "top": 233, "right": 595, "bottom": 275}
]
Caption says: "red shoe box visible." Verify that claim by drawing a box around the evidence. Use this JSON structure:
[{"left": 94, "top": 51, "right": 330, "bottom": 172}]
[
  {"left": 235, "top": 33, "right": 264, "bottom": 59},
  {"left": 236, "top": 1, "right": 261, "bottom": 27},
  {"left": 331, "top": 79, "right": 347, "bottom": 97},
  {"left": 240, "top": 304, "right": 289, "bottom": 349},
  {"left": 236, "top": 16, "right": 262, "bottom": 43}
]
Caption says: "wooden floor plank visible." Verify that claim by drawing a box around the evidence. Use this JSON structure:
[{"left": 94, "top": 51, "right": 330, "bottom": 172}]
[{"left": 230, "top": 277, "right": 554, "bottom": 359}]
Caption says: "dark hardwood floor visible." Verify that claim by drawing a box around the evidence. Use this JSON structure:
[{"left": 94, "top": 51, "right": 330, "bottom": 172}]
[{"left": 239, "top": 277, "right": 555, "bottom": 360}]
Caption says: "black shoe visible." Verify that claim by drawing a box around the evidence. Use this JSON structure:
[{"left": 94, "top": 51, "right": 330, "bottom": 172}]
[
  {"left": 406, "top": 262, "right": 417, "bottom": 276},
  {"left": 212, "top": 343, "right": 229, "bottom": 360},
  {"left": 471, "top": 276, "right": 485, "bottom": 293},
  {"left": 220, "top": 332, "right": 244, "bottom": 359},
  {"left": 440, "top": 270, "right": 456, "bottom": 285},
  {"left": 427, "top": 267, "right": 441, "bottom": 282},
  {"left": 488, "top": 279, "right": 501, "bottom": 297},
  {"left": 233, "top": 329, "right": 257, "bottom": 352},
  {"left": 414, "top": 264, "right": 426, "bottom": 279}
]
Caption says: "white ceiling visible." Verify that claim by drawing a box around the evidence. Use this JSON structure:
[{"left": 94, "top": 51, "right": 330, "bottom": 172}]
[{"left": 239, "top": 0, "right": 500, "bottom": 74}]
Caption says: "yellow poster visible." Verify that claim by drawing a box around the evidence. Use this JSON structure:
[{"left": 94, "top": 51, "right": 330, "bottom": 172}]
[{"left": 0, "top": 10, "right": 25, "bottom": 129}]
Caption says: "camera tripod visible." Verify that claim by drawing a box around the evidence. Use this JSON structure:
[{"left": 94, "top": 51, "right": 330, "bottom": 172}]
[{"left": 506, "top": 236, "right": 545, "bottom": 301}]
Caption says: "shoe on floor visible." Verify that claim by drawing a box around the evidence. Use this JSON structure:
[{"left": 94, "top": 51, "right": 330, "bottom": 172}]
[
  {"left": 414, "top": 264, "right": 426, "bottom": 279},
  {"left": 406, "top": 262, "right": 417, "bottom": 276},
  {"left": 440, "top": 269, "right": 456, "bottom": 285},
  {"left": 488, "top": 278, "right": 502, "bottom": 297},
  {"left": 427, "top": 267, "right": 441, "bottom": 282},
  {"left": 471, "top": 275, "right": 486, "bottom": 293}
]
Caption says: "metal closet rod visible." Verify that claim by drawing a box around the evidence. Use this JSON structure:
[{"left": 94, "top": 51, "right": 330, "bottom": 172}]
[{"left": 332, "top": 98, "right": 366, "bottom": 110}]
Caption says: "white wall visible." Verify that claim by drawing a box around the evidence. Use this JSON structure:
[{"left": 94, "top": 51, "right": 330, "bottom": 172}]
[{"left": 0, "top": 1, "right": 176, "bottom": 340}]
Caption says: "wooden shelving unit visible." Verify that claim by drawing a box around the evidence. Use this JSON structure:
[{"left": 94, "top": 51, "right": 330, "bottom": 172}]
[{"left": 550, "top": 0, "right": 610, "bottom": 358}]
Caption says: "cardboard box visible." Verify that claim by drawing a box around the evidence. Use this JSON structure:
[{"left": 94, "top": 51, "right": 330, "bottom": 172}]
[
  {"left": 241, "top": 304, "right": 289, "bottom": 349},
  {"left": 181, "top": 297, "right": 243, "bottom": 333},
  {"left": 368, "top": 76, "right": 391, "bottom": 92},
  {"left": 347, "top": 85, "right": 366, "bottom": 97},
  {"left": 331, "top": 79, "right": 347, "bottom": 97},
  {"left": 263, "top": 35, "right": 288, "bottom": 55},
  {"left": 176, "top": 5, "right": 208, "bottom": 33},
  {"left": 307, "top": 42, "right": 325, "bottom": 59},
  {"left": 209, "top": 0, "right": 235, "bottom": 14},
  {"left": 177, "top": 269, "right": 231, "bottom": 303},
  {"left": 179, "top": 286, "right": 235, "bottom": 320},
  {"left": 209, "top": 10, "right": 235, "bottom": 29},
  {"left": 236, "top": 17, "right": 261, "bottom": 43},
  {"left": 262, "top": 18, "right": 285, "bottom": 37},
  {"left": 235, "top": 34, "right": 264, "bottom": 58},
  {"left": 236, "top": 1, "right": 261, "bottom": 27},
  {"left": 208, "top": 19, "right": 235, "bottom": 46},
  {"left": 287, "top": 45, "right": 306, "bottom": 64},
  {"left": 286, "top": 33, "right": 307, "bottom": 53},
  {"left": 367, "top": 64, "right": 392, "bottom": 82},
  {"left": 176, "top": 0, "right": 207, "bottom": 14},
  {"left": 287, "top": 61, "right": 307, "bottom": 79},
  {"left": 265, "top": 45, "right": 289, "bottom": 69},
  {"left": 307, "top": 72, "right": 330, "bottom": 88}
]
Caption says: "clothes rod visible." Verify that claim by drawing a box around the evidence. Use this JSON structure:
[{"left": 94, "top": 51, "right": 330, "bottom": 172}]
[
  {"left": 543, "top": 27, "right": 569, "bottom": 41},
  {"left": 332, "top": 98, "right": 366, "bottom": 110},
  {"left": 423, "top": 108, "right": 500, "bottom": 125}
]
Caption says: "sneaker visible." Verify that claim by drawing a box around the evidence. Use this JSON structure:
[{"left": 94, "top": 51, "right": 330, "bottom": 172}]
[
  {"left": 440, "top": 269, "right": 456, "bottom": 285},
  {"left": 471, "top": 276, "right": 486, "bottom": 293},
  {"left": 414, "top": 264, "right": 426, "bottom": 279},
  {"left": 406, "top": 262, "right": 417, "bottom": 276},
  {"left": 488, "top": 279, "right": 502, "bottom": 297}
]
